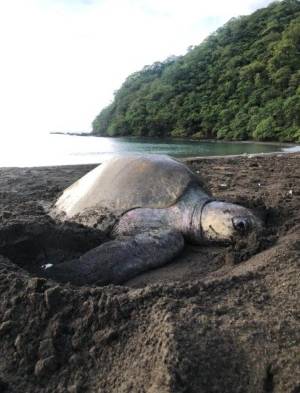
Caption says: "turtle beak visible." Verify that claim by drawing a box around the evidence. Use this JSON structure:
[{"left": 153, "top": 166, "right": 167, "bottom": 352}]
[{"left": 232, "top": 216, "right": 252, "bottom": 235}]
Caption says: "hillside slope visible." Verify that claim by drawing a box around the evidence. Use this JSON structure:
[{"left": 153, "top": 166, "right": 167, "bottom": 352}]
[{"left": 92, "top": 0, "right": 300, "bottom": 142}]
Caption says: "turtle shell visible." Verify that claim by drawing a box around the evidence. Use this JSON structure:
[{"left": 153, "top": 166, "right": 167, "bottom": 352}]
[{"left": 54, "top": 154, "right": 201, "bottom": 219}]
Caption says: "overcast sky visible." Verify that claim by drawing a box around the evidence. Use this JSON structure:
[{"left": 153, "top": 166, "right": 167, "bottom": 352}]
[{"left": 0, "top": 0, "right": 277, "bottom": 136}]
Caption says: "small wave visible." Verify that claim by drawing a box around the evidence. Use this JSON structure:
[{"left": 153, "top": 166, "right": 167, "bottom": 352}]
[{"left": 283, "top": 145, "right": 300, "bottom": 153}]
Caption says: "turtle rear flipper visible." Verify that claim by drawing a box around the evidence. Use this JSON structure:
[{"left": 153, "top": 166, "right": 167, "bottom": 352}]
[{"left": 41, "top": 229, "right": 184, "bottom": 286}]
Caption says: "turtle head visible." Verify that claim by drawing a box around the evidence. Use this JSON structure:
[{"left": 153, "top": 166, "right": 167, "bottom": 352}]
[{"left": 198, "top": 201, "right": 262, "bottom": 244}]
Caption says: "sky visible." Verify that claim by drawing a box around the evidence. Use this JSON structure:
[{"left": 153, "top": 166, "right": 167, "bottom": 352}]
[{"left": 0, "top": 0, "right": 277, "bottom": 137}]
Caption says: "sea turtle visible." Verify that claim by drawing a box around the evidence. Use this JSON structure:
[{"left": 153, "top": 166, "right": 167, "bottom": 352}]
[{"left": 42, "top": 154, "right": 262, "bottom": 285}]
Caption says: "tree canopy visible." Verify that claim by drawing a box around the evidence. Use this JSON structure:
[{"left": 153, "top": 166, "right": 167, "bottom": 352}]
[{"left": 92, "top": 0, "right": 300, "bottom": 142}]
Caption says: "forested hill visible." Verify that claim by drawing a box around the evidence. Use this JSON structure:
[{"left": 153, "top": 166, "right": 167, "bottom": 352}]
[{"left": 92, "top": 0, "right": 300, "bottom": 142}]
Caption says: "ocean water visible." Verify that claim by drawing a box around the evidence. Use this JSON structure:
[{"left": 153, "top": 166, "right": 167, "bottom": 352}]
[{"left": 0, "top": 133, "right": 298, "bottom": 167}]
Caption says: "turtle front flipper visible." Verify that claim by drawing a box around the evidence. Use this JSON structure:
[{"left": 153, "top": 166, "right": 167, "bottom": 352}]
[{"left": 40, "top": 229, "right": 184, "bottom": 286}]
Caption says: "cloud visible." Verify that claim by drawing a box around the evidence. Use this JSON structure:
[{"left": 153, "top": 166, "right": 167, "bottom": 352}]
[{"left": 0, "top": 0, "right": 278, "bottom": 135}]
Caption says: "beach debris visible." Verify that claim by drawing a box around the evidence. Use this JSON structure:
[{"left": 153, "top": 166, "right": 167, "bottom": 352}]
[{"left": 42, "top": 263, "right": 53, "bottom": 269}]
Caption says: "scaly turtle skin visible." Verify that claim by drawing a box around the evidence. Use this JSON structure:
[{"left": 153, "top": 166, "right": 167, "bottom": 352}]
[{"left": 43, "top": 154, "right": 262, "bottom": 286}]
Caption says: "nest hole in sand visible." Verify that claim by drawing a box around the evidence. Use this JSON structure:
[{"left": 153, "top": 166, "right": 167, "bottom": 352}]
[{"left": 0, "top": 220, "right": 108, "bottom": 277}]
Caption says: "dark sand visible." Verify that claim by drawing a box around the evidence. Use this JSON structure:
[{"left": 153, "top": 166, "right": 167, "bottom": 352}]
[{"left": 0, "top": 153, "right": 299, "bottom": 393}]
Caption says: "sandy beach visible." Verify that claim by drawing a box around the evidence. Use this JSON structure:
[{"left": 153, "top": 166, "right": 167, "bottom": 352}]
[{"left": 0, "top": 152, "right": 299, "bottom": 392}]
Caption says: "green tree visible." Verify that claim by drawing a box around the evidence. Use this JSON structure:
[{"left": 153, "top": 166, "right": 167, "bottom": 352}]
[{"left": 253, "top": 117, "right": 276, "bottom": 140}]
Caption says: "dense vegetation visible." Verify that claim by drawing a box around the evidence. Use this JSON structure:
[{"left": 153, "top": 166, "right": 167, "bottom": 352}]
[{"left": 92, "top": 0, "right": 300, "bottom": 142}]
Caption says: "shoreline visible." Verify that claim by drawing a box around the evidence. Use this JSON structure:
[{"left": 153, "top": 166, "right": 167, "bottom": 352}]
[
  {"left": 58, "top": 131, "right": 300, "bottom": 147},
  {"left": 1, "top": 133, "right": 299, "bottom": 168},
  {"left": 116, "top": 136, "right": 299, "bottom": 147},
  {"left": 1, "top": 147, "right": 299, "bottom": 170},
  {"left": 182, "top": 148, "right": 300, "bottom": 162}
]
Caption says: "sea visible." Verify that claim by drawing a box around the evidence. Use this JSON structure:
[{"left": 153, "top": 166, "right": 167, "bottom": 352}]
[{"left": 0, "top": 133, "right": 298, "bottom": 168}]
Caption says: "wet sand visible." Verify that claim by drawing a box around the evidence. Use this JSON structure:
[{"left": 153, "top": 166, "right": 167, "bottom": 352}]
[{"left": 0, "top": 152, "right": 299, "bottom": 392}]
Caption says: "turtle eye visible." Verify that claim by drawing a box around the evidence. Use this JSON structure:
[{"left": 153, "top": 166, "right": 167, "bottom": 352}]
[{"left": 232, "top": 217, "right": 251, "bottom": 234}]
